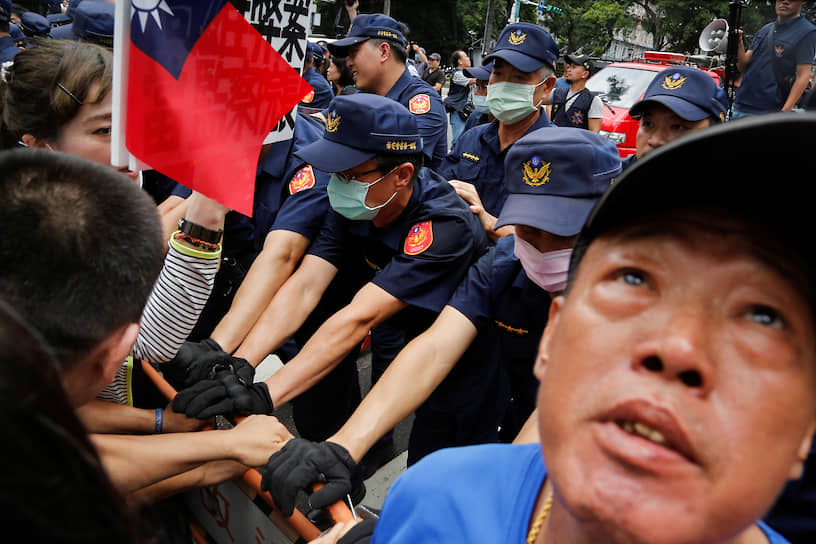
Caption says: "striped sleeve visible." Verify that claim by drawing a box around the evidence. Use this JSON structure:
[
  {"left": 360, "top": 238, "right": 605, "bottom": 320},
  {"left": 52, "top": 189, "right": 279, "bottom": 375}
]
[{"left": 97, "top": 244, "right": 219, "bottom": 404}]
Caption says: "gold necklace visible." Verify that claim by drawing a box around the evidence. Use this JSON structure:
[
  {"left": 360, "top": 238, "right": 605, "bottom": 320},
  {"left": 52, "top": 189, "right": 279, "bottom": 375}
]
[{"left": 526, "top": 488, "right": 554, "bottom": 544}]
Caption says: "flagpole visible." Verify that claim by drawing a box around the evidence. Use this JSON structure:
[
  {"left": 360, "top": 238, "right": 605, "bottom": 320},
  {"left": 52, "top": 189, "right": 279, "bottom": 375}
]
[{"left": 111, "top": 0, "right": 130, "bottom": 168}]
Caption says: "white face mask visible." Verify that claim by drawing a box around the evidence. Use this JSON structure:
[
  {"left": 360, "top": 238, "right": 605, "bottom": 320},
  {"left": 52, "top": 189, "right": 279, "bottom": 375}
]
[
  {"left": 472, "top": 93, "right": 490, "bottom": 114},
  {"left": 485, "top": 79, "right": 547, "bottom": 124},
  {"left": 514, "top": 236, "right": 572, "bottom": 293}
]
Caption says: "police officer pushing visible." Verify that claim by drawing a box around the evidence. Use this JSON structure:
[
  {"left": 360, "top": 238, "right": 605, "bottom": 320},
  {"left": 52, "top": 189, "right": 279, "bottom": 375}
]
[
  {"left": 326, "top": 14, "right": 447, "bottom": 170},
  {"left": 173, "top": 94, "right": 487, "bottom": 446},
  {"left": 437, "top": 22, "right": 558, "bottom": 242}
]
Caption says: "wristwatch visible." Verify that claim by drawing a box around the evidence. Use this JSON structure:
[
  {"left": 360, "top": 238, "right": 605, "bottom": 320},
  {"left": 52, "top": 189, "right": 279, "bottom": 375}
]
[{"left": 178, "top": 218, "right": 224, "bottom": 244}]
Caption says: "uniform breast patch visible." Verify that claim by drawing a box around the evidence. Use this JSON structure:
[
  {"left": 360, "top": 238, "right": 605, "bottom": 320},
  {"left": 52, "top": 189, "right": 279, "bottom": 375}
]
[
  {"left": 289, "top": 165, "right": 316, "bottom": 194},
  {"left": 404, "top": 221, "right": 433, "bottom": 255},
  {"left": 409, "top": 94, "right": 431, "bottom": 114}
]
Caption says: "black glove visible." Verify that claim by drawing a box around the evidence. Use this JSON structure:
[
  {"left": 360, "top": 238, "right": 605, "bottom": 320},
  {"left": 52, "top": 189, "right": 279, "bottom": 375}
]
[
  {"left": 260, "top": 439, "right": 357, "bottom": 517},
  {"left": 171, "top": 364, "right": 271, "bottom": 418},
  {"left": 162, "top": 338, "right": 244, "bottom": 389}
]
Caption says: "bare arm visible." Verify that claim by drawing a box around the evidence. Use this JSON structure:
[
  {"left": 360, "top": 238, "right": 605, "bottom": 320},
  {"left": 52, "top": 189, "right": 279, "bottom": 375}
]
[
  {"left": 588, "top": 117, "right": 602, "bottom": 133},
  {"left": 448, "top": 180, "right": 514, "bottom": 242},
  {"left": 433, "top": 81, "right": 443, "bottom": 92},
  {"left": 782, "top": 63, "right": 812, "bottom": 111},
  {"left": 234, "top": 255, "right": 338, "bottom": 366},
  {"left": 157, "top": 195, "right": 189, "bottom": 244},
  {"left": 264, "top": 283, "right": 408, "bottom": 407},
  {"left": 737, "top": 30, "right": 752, "bottom": 73},
  {"left": 329, "top": 306, "right": 477, "bottom": 461},
  {"left": 92, "top": 414, "right": 292, "bottom": 493},
  {"left": 77, "top": 399, "right": 205, "bottom": 434},
  {"left": 129, "top": 460, "right": 248, "bottom": 504},
  {"left": 211, "top": 230, "right": 311, "bottom": 353}
]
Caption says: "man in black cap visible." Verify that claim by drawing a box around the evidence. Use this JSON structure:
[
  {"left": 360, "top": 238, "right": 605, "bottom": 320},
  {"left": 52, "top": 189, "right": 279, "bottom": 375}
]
[
  {"left": 436, "top": 22, "right": 557, "bottom": 242},
  {"left": 422, "top": 51, "right": 445, "bottom": 93},
  {"left": 173, "top": 93, "right": 488, "bottom": 445},
  {"left": 546, "top": 53, "right": 603, "bottom": 132},
  {"left": 324, "top": 13, "right": 447, "bottom": 169}
]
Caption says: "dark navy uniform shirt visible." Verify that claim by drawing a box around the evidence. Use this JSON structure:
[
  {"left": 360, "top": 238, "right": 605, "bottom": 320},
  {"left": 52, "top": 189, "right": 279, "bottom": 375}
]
[
  {"left": 736, "top": 16, "right": 816, "bottom": 112},
  {"left": 0, "top": 35, "right": 19, "bottom": 63},
  {"left": 423, "top": 235, "right": 550, "bottom": 430},
  {"left": 385, "top": 69, "right": 448, "bottom": 170},
  {"left": 308, "top": 167, "right": 488, "bottom": 339},
  {"left": 435, "top": 110, "right": 552, "bottom": 218},
  {"left": 463, "top": 110, "right": 491, "bottom": 133},
  {"left": 252, "top": 112, "right": 330, "bottom": 250},
  {"left": 300, "top": 67, "right": 334, "bottom": 110}
]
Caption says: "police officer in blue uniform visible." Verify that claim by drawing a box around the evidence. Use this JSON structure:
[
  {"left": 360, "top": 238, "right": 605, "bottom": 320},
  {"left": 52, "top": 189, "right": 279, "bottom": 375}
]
[
  {"left": 18, "top": 12, "right": 51, "bottom": 42},
  {"left": 436, "top": 22, "right": 557, "bottom": 242},
  {"left": 733, "top": 0, "right": 816, "bottom": 117},
  {"left": 300, "top": 41, "right": 334, "bottom": 110},
  {"left": 252, "top": 127, "right": 620, "bottom": 519},
  {"left": 326, "top": 14, "right": 447, "bottom": 170},
  {"left": 462, "top": 62, "right": 493, "bottom": 133},
  {"left": 622, "top": 65, "right": 728, "bottom": 171},
  {"left": 51, "top": 0, "right": 112, "bottom": 48},
  {"left": 1, "top": 0, "right": 20, "bottom": 63},
  {"left": 172, "top": 93, "right": 488, "bottom": 446}
]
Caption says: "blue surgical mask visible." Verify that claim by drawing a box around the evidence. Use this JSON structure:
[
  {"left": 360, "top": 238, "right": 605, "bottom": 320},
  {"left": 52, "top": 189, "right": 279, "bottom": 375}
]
[
  {"left": 472, "top": 93, "right": 490, "bottom": 114},
  {"left": 486, "top": 80, "right": 547, "bottom": 124},
  {"left": 327, "top": 167, "right": 398, "bottom": 221}
]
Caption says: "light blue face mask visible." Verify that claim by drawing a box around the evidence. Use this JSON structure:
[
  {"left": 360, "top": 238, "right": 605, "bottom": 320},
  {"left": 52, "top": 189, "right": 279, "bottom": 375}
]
[
  {"left": 327, "top": 167, "right": 398, "bottom": 221},
  {"left": 472, "top": 93, "right": 490, "bottom": 114},
  {"left": 486, "top": 80, "right": 547, "bottom": 124}
]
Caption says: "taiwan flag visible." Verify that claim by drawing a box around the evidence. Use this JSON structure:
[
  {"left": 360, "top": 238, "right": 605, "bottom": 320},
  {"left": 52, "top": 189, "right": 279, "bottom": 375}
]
[{"left": 125, "top": 0, "right": 312, "bottom": 216}]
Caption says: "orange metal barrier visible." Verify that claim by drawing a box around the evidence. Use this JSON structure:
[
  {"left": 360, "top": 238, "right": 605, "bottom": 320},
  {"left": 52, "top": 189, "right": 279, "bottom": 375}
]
[{"left": 140, "top": 360, "right": 354, "bottom": 540}]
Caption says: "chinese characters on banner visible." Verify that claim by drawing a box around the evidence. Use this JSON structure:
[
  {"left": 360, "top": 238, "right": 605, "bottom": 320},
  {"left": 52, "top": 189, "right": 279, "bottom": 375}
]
[{"left": 231, "top": 0, "right": 312, "bottom": 143}]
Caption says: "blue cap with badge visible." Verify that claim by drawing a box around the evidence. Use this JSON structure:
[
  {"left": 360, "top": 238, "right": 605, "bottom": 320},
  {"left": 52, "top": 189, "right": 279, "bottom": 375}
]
[
  {"left": 629, "top": 66, "right": 727, "bottom": 123},
  {"left": 496, "top": 127, "right": 621, "bottom": 236},
  {"left": 482, "top": 22, "right": 558, "bottom": 72},
  {"left": 328, "top": 13, "right": 406, "bottom": 55},
  {"left": 0, "top": 0, "right": 11, "bottom": 23},
  {"left": 295, "top": 93, "right": 422, "bottom": 173},
  {"left": 51, "top": 0, "right": 113, "bottom": 48},
  {"left": 464, "top": 62, "right": 493, "bottom": 81},
  {"left": 307, "top": 41, "right": 323, "bottom": 61},
  {"left": 19, "top": 12, "right": 52, "bottom": 39},
  {"left": 47, "top": 0, "right": 82, "bottom": 27}
]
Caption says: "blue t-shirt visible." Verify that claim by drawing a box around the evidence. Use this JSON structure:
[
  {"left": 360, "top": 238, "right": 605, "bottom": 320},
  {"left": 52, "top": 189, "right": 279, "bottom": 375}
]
[
  {"left": 373, "top": 443, "right": 791, "bottom": 544},
  {"left": 736, "top": 16, "right": 816, "bottom": 111},
  {"left": 435, "top": 111, "right": 552, "bottom": 218}
]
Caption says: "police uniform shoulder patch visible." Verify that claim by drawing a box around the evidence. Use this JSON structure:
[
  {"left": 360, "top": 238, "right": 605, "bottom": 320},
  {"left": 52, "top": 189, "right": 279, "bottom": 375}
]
[
  {"left": 409, "top": 94, "right": 431, "bottom": 114},
  {"left": 404, "top": 221, "right": 433, "bottom": 255},
  {"left": 302, "top": 89, "right": 315, "bottom": 103},
  {"left": 289, "top": 165, "right": 316, "bottom": 195}
]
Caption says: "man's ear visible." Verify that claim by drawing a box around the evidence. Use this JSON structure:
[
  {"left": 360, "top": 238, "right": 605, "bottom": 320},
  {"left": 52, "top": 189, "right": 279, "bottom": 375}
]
[
  {"left": 98, "top": 323, "right": 140, "bottom": 384},
  {"left": 789, "top": 420, "right": 816, "bottom": 480},
  {"left": 393, "top": 162, "right": 414, "bottom": 190},
  {"left": 21, "top": 133, "right": 49, "bottom": 149},
  {"left": 534, "top": 295, "right": 564, "bottom": 380}
]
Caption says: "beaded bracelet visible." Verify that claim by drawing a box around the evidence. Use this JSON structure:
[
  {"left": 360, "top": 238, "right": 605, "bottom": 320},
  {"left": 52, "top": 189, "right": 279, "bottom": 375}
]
[{"left": 173, "top": 231, "right": 221, "bottom": 251}]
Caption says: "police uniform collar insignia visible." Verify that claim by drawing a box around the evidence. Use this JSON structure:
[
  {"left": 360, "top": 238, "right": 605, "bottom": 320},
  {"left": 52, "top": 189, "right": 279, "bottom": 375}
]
[
  {"left": 662, "top": 72, "right": 686, "bottom": 90},
  {"left": 523, "top": 155, "right": 550, "bottom": 187},
  {"left": 327, "top": 109, "right": 341, "bottom": 132},
  {"left": 508, "top": 29, "right": 527, "bottom": 45}
]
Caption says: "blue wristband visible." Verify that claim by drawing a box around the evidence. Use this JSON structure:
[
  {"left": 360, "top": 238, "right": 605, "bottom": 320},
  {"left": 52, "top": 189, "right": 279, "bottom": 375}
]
[{"left": 154, "top": 408, "right": 164, "bottom": 433}]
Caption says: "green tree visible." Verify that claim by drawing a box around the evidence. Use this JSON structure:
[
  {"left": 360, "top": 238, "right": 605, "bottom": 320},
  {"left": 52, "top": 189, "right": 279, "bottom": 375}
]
[{"left": 539, "top": 0, "right": 632, "bottom": 56}]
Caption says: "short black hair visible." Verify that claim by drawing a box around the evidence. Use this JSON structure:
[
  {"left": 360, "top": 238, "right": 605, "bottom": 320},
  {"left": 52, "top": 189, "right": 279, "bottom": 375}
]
[
  {"left": 0, "top": 149, "right": 164, "bottom": 369},
  {"left": 375, "top": 152, "right": 423, "bottom": 185},
  {"left": 369, "top": 37, "right": 407, "bottom": 64}
]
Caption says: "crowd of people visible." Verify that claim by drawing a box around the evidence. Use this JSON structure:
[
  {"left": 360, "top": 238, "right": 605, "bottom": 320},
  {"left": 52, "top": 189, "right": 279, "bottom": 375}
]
[{"left": 1, "top": 0, "right": 815, "bottom": 543}]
